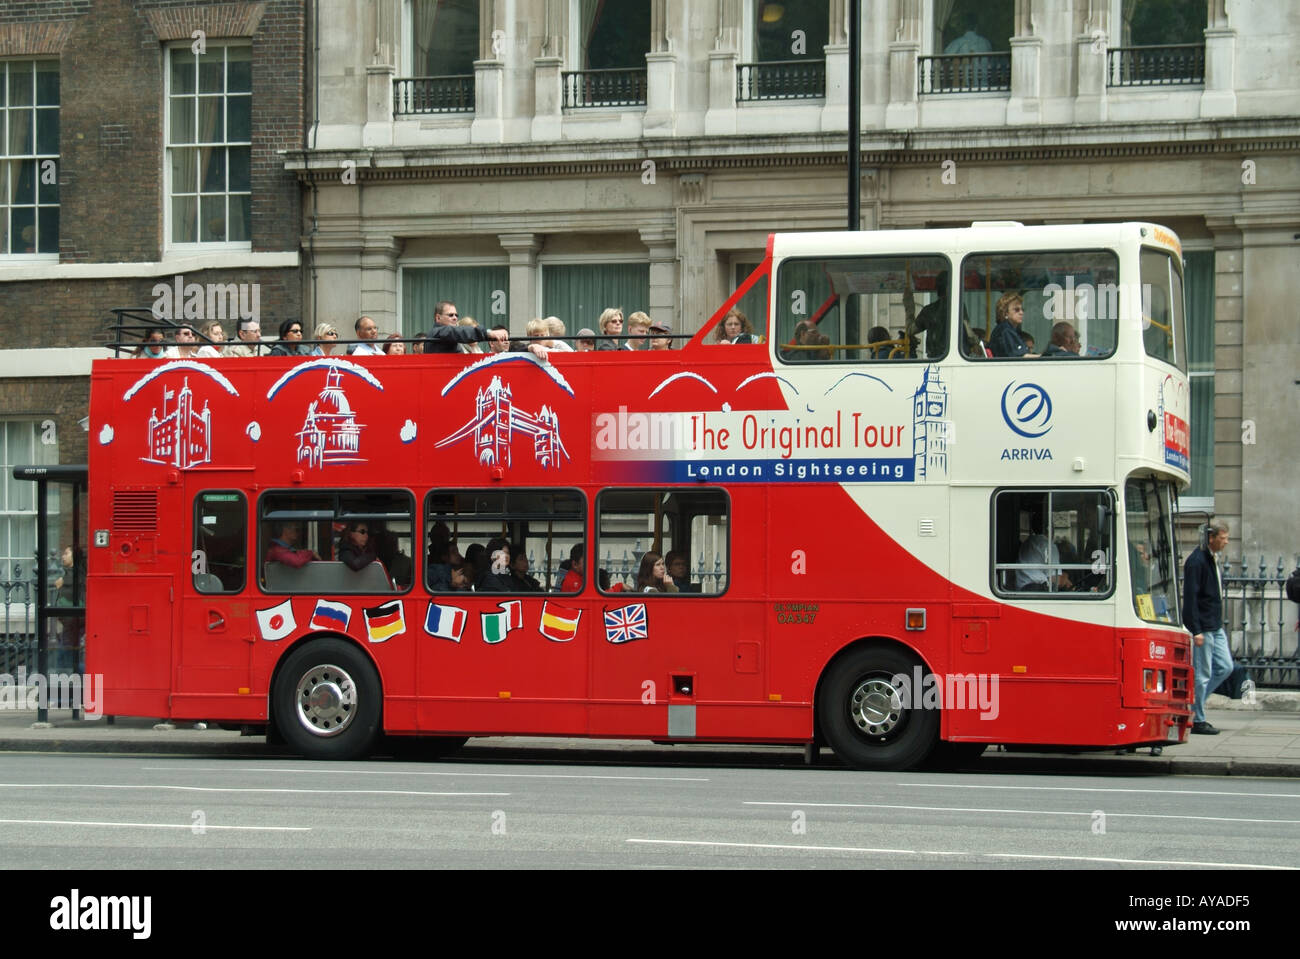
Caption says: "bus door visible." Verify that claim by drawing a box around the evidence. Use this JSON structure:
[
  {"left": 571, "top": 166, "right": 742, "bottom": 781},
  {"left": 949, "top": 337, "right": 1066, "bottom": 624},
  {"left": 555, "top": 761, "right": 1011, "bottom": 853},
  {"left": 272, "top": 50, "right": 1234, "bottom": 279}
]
[
  {"left": 178, "top": 488, "right": 254, "bottom": 713},
  {"left": 588, "top": 487, "right": 766, "bottom": 740}
]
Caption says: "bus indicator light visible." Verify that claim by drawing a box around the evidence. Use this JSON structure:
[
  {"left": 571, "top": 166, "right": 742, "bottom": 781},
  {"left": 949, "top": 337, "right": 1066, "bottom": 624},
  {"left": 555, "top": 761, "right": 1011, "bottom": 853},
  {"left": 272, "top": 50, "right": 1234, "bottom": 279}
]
[
  {"left": 768, "top": 693, "right": 782, "bottom": 701},
  {"left": 1013, "top": 666, "right": 1028, "bottom": 673},
  {"left": 905, "top": 608, "right": 926, "bottom": 630},
  {"left": 498, "top": 691, "right": 511, "bottom": 699}
]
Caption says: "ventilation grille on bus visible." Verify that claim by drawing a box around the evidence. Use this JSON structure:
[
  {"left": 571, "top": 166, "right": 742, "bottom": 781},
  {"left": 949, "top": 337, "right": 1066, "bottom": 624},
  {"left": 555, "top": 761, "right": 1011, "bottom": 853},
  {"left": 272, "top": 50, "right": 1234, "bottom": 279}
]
[{"left": 113, "top": 491, "right": 159, "bottom": 532}]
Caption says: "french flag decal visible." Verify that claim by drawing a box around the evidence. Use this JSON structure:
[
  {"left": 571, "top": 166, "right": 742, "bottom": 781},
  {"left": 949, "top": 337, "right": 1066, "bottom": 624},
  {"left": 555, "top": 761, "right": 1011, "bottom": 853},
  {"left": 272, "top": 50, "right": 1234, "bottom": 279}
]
[
  {"left": 424, "top": 603, "right": 468, "bottom": 643},
  {"left": 310, "top": 599, "right": 353, "bottom": 632}
]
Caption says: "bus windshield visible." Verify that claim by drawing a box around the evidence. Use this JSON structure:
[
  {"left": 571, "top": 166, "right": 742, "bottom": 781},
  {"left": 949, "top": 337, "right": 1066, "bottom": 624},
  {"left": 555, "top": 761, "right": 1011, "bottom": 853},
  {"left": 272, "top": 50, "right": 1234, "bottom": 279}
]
[{"left": 1125, "top": 476, "right": 1182, "bottom": 625}]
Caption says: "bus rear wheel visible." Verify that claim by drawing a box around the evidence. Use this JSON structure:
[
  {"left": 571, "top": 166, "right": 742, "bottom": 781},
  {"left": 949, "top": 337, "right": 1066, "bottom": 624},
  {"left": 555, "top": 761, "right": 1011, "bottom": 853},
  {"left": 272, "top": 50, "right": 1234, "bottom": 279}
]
[
  {"left": 818, "top": 647, "right": 939, "bottom": 771},
  {"left": 273, "top": 639, "right": 381, "bottom": 761}
]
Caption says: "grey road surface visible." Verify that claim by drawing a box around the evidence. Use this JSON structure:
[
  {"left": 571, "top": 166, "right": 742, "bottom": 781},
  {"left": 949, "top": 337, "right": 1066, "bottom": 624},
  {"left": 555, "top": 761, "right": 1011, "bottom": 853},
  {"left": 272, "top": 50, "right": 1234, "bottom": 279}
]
[{"left": 1, "top": 753, "right": 1297, "bottom": 870}]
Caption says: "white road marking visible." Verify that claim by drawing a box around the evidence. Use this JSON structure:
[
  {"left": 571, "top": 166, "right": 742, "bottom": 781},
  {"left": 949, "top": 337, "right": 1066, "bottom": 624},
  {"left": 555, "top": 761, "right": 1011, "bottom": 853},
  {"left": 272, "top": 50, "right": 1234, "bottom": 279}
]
[
  {"left": 0, "top": 784, "right": 507, "bottom": 797},
  {"left": 139, "top": 766, "right": 710, "bottom": 783},
  {"left": 744, "top": 800, "right": 1300, "bottom": 824},
  {"left": 900, "top": 782, "right": 1300, "bottom": 799},
  {"left": 627, "top": 838, "right": 1293, "bottom": 869},
  {"left": 0, "top": 818, "right": 308, "bottom": 831}
]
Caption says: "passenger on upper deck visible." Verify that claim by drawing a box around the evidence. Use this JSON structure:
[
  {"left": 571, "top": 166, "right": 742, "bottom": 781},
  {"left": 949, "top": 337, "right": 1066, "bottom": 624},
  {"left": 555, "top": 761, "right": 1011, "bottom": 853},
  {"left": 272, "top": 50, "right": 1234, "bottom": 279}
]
[
  {"left": 575, "top": 328, "right": 597, "bottom": 351},
  {"left": 311, "top": 323, "right": 339, "bottom": 356},
  {"left": 623, "top": 312, "right": 651, "bottom": 351},
  {"left": 266, "top": 523, "right": 320, "bottom": 569},
  {"left": 422, "top": 301, "right": 510, "bottom": 354},
  {"left": 350, "top": 315, "right": 384, "bottom": 356},
  {"left": 382, "top": 333, "right": 406, "bottom": 355},
  {"left": 546, "top": 317, "right": 574, "bottom": 352},
  {"left": 269, "top": 319, "right": 309, "bottom": 357},
  {"left": 134, "top": 329, "right": 168, "bottom": 359},
  {"left": 196, "top": 320, "right": 226, "bottom": 358},
  {"left": 649, "top": 320, "right": 674, "bottom": 350},
  {"left": 912, "top": 270, "right": 962, "bottom": 359},
  {"left": 1042, "top": 322, "right": 1082, "bottom": 357},
  {"left": 225, "top": 318, "right": 262, "bottom": 357},
  {"left": 714, "top": 307, "right": 757, "bottom": 344},
  {"left": 596, "top": 308, "right": 623, "bottom": 351},
  {"left": 989, "top": 293, "right": 1037, "bottom": 358},
  {"left": 458, "top": 316, "right": 484, "bottom": 354},
  {"left": 168, "top": 324, "right": 200, "bottom": 359}
]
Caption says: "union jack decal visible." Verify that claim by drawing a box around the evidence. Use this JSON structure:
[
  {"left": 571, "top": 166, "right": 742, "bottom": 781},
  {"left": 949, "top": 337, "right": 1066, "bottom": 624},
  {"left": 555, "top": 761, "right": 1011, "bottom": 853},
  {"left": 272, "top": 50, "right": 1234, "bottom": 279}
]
[{"left": 604, "top": 603, "right": 648, "bottom": 644}]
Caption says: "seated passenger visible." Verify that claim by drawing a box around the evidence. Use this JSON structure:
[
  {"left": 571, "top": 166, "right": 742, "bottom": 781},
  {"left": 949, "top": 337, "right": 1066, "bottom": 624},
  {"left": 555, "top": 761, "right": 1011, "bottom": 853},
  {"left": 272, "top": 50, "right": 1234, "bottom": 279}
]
[
  {"left": 867, "top": 326, "right": 892, "bottom": 358},
  {"left": 714, "top": 308, "right": 758, "bottom": 345},
  {"left": 508, "top": 546, "right": 542, "bottom": 591},
  {"left": 623, "top": 312, "right": 651, "bottom": 351},
  {"left": 989, "top": 293, "right": 1038, "bottom": 358},
  {"left": 560, "top": 543, "right": 585, "bottom": 592},
  {"left": 1016, "top": 533, "right": 1072, "bottom": 592},
  {"left": 636, "top": 551, "right": 679, "bottom": 593},
  {"left": 338, "top": 521, "right": 378, "bottom": 571},
  {"left": 266, "top": 523, "right": 320, "bottom": 568},
  {"left": 1043, "top": 321, "right": 1082, "bottom": 357},
  {"left": 665, "top": 550, "right": 700, "bottom": 593},
  {"left": 476, "top": 549, "right": 514, "bottom": 592}
]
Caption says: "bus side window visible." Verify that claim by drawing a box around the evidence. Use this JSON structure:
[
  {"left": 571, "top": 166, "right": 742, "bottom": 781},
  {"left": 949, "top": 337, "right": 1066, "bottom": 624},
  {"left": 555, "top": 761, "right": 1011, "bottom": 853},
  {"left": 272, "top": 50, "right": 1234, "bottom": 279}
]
[
  {"left": 992, "top": 489, "right": 1113, "bottom": 598},
  {"left": 193, "top": 491, "right": 246, "bottom": 593},
  {"left": 595, "top": 488, "right": 729, "bottom": 595}
]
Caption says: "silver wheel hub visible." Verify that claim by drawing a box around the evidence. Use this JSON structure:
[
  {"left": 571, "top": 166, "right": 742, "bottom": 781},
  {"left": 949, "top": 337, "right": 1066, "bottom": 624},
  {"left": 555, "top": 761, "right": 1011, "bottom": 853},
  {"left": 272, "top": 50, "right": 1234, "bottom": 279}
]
[
  {"left": 294, "top": 664, "right": 357, "bottom": 738},
  {"left": 849, "top": 678, "right": 904, "bottom": 737}
]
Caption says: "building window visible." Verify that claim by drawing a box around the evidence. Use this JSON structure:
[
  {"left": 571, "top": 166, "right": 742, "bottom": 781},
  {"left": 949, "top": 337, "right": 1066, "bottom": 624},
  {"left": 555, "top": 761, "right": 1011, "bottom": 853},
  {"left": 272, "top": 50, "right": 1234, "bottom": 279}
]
[
  {"left": 1183, "top": 251, "right": 1214, "bottom": 503},
  {"left": 401, "top": 266, "right": 509, "bottom": 337},
  {"left": 396, "top": 0, "right": 478, "bottom": 115},
  {"left": 596, "top": 489, "right": 729, "bottom": 595},
  {"left": 0, "top": 420, "right": 58, "bottom": 585},
  {"left": 992, "top": 489, "right": 1115, "bottom": 599},
  {"left": 541, "top": 263, "right": 649, "bottom": 334},
  {"left": 563, "top": 0, "right": 650, "bottom": 107},
  {"left": 1109, "top": 0, "right": 1206, "bottom": 86},
  {"left": 1, "top": 60, "right": 59, "bottom": 256},
  {"left": 920, "top": 0, "right": 1013, "bottom": 93},
  {"left": 166, "top": 43, "right": 251, "bottom": 247},
  {"left": 738, "top": 0, "right": 828, "bottom": 101}
]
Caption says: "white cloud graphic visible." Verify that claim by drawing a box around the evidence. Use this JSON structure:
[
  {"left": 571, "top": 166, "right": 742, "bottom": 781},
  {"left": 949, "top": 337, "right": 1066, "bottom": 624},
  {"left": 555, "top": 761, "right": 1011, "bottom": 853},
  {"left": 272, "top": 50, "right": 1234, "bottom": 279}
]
[
  {"left": 98, "top": 424, "right": 114, "bottom": 445},
  {"left": 400, "top": 419, "right": 417, "bottom": 443}
]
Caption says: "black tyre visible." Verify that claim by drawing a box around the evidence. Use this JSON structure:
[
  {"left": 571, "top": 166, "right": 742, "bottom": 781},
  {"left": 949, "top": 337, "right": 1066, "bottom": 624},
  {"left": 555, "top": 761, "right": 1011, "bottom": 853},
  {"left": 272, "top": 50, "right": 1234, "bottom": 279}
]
[
  {"left": 273, "top": 638, "right": 381, "bottom": 760},
  {"left": 817, "top": 646, "right": 939, "bottom": 771}
]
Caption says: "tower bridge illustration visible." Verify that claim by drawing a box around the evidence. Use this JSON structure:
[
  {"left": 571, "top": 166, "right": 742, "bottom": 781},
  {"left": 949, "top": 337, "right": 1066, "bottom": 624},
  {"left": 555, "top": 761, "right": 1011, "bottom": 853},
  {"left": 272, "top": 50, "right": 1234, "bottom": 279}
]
[
  {"left": 296, "top": 367, "right": 366, "bottom": 468},
  {"left": 437, "top": 375, "right": 568, "bottom": 469}
]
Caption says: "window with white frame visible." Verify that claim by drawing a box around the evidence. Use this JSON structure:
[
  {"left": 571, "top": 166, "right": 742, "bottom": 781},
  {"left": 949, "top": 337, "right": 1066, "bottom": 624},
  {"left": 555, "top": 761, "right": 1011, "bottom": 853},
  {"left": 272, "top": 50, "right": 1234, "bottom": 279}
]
[
  {"left": 1, "top": 60, "right": 59, "bottom": 256},
  {"left": 166, "top": 43, "right": 251, "bottom": 247},
  {"left": 0, "top": 420, "right": 59, "bottom": 585}
]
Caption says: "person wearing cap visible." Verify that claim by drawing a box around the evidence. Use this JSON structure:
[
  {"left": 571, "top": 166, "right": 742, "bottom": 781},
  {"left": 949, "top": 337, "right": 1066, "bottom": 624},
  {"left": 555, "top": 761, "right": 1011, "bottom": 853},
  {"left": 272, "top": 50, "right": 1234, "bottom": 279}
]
[
  {"left": 575, "top": 328, "right": 597, "bottom": 351},
  {"left": 649, "top": 319, "right": 674, "bottom": 350}
]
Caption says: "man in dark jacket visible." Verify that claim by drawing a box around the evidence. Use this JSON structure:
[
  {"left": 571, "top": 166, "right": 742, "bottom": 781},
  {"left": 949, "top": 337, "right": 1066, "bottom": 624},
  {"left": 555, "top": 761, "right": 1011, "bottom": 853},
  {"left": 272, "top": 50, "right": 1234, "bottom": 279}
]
[{"left": 1183, "top": 522, "right": 1234, "bottom": 734}]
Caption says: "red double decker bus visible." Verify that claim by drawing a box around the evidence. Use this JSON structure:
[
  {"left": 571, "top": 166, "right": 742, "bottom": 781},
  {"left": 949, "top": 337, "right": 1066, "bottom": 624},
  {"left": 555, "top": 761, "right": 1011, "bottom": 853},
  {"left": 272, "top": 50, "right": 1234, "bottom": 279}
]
[{"left": 70, "top": 222, "right": 1192, "bottom": 769}]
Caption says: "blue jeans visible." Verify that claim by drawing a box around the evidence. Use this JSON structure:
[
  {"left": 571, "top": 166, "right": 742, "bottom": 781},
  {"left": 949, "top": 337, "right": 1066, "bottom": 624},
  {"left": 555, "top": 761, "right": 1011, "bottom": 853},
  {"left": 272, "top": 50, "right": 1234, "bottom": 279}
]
[{"left": 1192, "top": 626, "right": 1234, "bottom": 723}]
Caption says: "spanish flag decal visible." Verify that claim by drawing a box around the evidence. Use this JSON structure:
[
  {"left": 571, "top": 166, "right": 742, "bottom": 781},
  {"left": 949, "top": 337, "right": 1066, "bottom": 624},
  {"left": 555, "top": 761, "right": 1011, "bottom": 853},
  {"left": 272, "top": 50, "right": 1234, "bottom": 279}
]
[{"left": 539, "top": 600, "right": 581, "bottom": 643}]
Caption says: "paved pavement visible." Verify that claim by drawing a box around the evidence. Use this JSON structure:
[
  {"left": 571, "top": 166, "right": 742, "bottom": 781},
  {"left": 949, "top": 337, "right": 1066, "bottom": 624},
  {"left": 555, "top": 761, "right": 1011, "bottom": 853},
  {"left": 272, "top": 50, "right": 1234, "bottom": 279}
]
[{"left": 1, "top": 692, "right": 1297, "bottom": 776}]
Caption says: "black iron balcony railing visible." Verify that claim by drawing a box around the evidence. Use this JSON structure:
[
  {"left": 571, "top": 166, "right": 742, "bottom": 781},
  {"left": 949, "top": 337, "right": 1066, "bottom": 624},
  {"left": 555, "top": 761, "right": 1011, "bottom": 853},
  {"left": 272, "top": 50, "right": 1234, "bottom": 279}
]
[
  {"left": 918, "top": 52, "right": 1012, "bottom": 94},
  {"left": 393, "top": 75, "right": 475, "bottom": 115},
  {"left": 561, "top": 68, "right": 648, "bottom": 108},
  {"left": 736, "top": 58, "right": 826, "bottom": 101},
  {"left": 1108, "top": 44, "right": 1205, "bottom": 86}
]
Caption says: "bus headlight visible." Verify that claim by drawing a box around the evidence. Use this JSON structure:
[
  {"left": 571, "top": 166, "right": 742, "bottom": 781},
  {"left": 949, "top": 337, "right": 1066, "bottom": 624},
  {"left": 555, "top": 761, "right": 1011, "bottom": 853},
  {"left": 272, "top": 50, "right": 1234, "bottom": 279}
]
[{"left": 1143, "top": 669, "right": 1166, "bottom": 693}]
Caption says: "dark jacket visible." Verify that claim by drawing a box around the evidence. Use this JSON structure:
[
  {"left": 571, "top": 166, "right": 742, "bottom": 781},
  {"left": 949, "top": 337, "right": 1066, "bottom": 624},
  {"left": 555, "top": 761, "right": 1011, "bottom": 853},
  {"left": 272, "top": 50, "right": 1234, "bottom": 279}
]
[
  {"left": 1182, "top": 545, "right": 1223, "bottom": 634},
  {"left": 421, "top": 324, "right": 490, "bottom": 353},
  {"left": 989, "top": 320, "right": 1029, "bottom": 358}
]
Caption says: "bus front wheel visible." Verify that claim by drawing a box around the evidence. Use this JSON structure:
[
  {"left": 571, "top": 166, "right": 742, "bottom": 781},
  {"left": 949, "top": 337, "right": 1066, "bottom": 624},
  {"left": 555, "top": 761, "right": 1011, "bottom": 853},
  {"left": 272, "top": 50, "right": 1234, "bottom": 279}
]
[
  {"left": 818, "top": 647, "right": 939, "bottom": 771},
  {"left": 273, "top": 638, "right": 381, "bottom": 761}
]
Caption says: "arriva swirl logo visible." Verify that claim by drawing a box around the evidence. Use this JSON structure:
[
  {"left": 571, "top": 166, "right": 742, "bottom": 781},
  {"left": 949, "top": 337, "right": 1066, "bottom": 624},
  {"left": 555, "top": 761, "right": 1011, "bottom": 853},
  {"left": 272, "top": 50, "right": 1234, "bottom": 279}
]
[{"left": 1000, "top": 382, "right": 1053, "bottom": 438}]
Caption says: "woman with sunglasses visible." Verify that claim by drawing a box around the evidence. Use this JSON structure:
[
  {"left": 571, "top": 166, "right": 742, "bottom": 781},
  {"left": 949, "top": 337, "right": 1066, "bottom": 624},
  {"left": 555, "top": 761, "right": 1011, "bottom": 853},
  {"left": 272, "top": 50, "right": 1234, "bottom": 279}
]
[
  {"left": 339, "top": 521, "right": 378, "bottom": 571},
  {"left": 312, "top": 323, "right": 340, "bottom": 356},
  {"left": 270, "top": 319, "right": 310, "bottom": 356}
]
